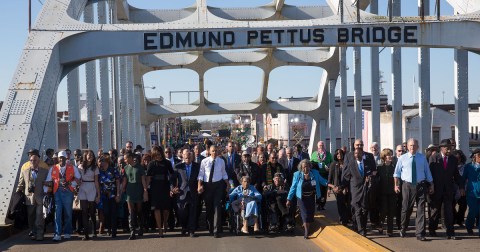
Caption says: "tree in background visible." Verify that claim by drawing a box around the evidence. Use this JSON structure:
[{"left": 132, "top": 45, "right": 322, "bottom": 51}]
[{"left": 182, "top": 119, "right": 202, "bottom": 135}]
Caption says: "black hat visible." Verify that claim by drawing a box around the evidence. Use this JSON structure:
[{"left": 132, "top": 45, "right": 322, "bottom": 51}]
[
  {"left": 28, "top": 149, "right": 40, "bottom": 157},
  {"left": 439, "top": 139, "right": 451, "bottom": 148},
  {"left": 470, "top": 148, "right": 480, "bottom": 158},
  {"left": 135, "top": 145, "right": 144, "bottom": 151}
]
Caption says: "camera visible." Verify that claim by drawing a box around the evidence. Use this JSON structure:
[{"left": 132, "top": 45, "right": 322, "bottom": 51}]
[{"left": 28, "top": 184, "right": 35, "bottom": 193}]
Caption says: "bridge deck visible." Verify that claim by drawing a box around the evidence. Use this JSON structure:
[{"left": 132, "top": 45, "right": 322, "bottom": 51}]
[{"left": 0, "top": 227, "right": 322, "bottom": 252}]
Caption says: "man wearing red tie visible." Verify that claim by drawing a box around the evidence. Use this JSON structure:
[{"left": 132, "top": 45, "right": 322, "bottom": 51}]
[{"left": 428, "top": 139, "right": 464, "bottom": 240}]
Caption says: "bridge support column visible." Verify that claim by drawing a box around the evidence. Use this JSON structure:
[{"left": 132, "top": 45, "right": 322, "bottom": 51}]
[
  {"left": 353, "top": 47, "right": 362, "bottom": 140},
  {"left": 67, "top": 68, "right": 81, "bottom": 150},
  {"left": 328, "top": 79, "right": 337, "bottom": 153},
  {"left": 112, "top": 57, "right": 121, "bottom": 149},
  {"left": 134, "top": 85, "right": 142, "bottom": 146},
  {"left": 98, "top": 1, "right": 111, "bottom": 150},
  {"left": 370, "top": 0, "right": 380, "bottom": 147},
  {"left": 418, "top": 47, "right": 431, "bottom": 151},
  {"left": 454, "top": 49, "right": 469, "bottom": 155},
  {"left": 120, "top": 56, "right": 129, "bottom": 146},
  {"left": 391, "top": 0, "right": 403, "bottom": 147},
  {"left": 85, "top": 4, "right": 99, "bottom": 151},
  {"left": 340, "top": 47, "right": 348, "bottom": 150},
  {"left": 418, "top": 0, "right": 431, "bottom": 152},
  {"left": 127, "top": 57, "right": 136, "bottom": 145}
]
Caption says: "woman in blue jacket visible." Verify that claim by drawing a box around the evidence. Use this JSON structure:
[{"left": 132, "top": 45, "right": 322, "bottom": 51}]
[{"left": 287, "top": 159, "right": 337, "bottom": 239}]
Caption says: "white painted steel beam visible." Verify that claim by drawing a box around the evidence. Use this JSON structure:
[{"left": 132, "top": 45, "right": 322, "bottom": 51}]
[
  {"left": 120, "top": 56, "right": 129, "bottom": 146},
  {"left": 84, "top": 4, "right": 99, "bottom": 152},
  {"left": 112, "top": 56, "right": 121, "bottom": 149},
  {"left": 328, "top": 79, "right": 337, "bottom": 153},
  {"left": 454, "top": 49, "right": 469, "bottom": 155},
  {"left": 126, "top": 57, "right": 135, "bottom": 144},
  {"left": 391, "top": 0, "right": 403, "bottom": 147},
  {"left": 99, "top": 1, "right": 112, "bottom": 151},
  {"left": 340, "top": 47, "right": 349, "bottom": 149},
  {"left": 353, "top": 47, "right": 362, "bottom": 140},
  {"left": 418, "top": 0, "right": 431, "bottom": 152},
  {"left": 370, "top": 0, "right": 380, "bottom": 146},
  {"left": 67, "top": 68, "right": 81, "bottom": 150}
]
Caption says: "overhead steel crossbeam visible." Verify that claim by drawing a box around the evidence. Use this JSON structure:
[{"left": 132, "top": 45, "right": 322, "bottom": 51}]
[
  {"left": 138, "top": 48, "right": 337, "bottom": 121},
  {"left": 1, "top": 0, "right": 480, "bottom": 224}
]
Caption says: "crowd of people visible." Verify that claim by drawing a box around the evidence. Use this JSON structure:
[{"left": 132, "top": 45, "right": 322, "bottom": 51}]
[{"left": 12, "top": 137, "right": 480, "bottom": 243}]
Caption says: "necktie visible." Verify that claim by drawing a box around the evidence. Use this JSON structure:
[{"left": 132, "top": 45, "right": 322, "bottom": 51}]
[
  {"left": 358, "top": 162, "right": 364, "bottom": 177},
  {"left": 443, "top": 156, "right": 447, "bottom": 170},
  {"left": 288, "top": 159, "right": 292, "bottom": 171},
  {"left": 186, "top": 164, "right": 191, "bottom": 179},
  {"left": 208, "top": 159, "right": 215, "bottom": 183},
  {"left": 412, "top": 155, "right": 417, "bottom": 185}
]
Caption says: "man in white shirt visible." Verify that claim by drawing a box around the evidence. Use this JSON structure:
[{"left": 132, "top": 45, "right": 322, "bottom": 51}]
[{"left": 197, "top": 145, "right": 229, "bottom": 238}]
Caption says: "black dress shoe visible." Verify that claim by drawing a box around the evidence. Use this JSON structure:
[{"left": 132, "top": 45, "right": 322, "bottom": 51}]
[
  {"left": 417, "top": 236, "right": 427, "bottom": 241},
  {"left": 128, "top": 233, "right": 136, "bottom": 240},
  {"left": 467, "top": 228, "right": 474, "bottom": 235},
  {"left": 399, "top": 231, "right": 406, "bottom": 238},
  {"left": 189, "top": 232, "right": 197, "bottom": 238},
  {"left": 213, "top": 233, "right": 220, "bottom": 238},
  {"left": 181, "top": 230, "right": 187, "bottom": 236},
  {"left": 387, "top": 233, "right": 393, "bottom": 237},
  {"left": 429, "top": 230, "right": 438, "bottom": 237},
  {"left": 452, "top": 236, "right": 459, "bottom": 240},
  {"left": 303, "top": 236, "right": 309, "bottom": 239}
]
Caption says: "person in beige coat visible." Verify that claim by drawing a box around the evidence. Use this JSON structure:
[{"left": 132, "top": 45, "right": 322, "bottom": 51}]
[{"left": 17, "top": 149, "right": 49, "bottom": 241}]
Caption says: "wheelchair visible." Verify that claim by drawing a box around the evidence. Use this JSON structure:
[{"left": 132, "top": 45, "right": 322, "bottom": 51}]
[
  {"left": 227, "top": 194, "right": 263, "bottom": 235},
  {"left": 263, "top": 189, "right": 295, "bottom": 234}
]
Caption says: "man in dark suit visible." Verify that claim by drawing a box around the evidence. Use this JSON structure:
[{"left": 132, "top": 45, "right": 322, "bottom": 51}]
[
  {"left": 172, "top": 149, "right": 200, "bottom": 237},
  {"left": 295, "top": 144, "right": 310, "bottom": 161},
  {"left": 165, "top": 146, "right": 182, "bottom": 230},
  {"left": 192, "top": 144, "right": 205, "bottom": 227},
  {"left": 342, "top": 148, "right": 377, "bottom": 236},
  {"left": 343, "top": 139, "right": 380, "bottom": 227},
  {"left": 222, "top": 141, "right": 241, "bottom": 188},
  {"left": 428, "top": 139, "right": 464, "bottom": 239},
  {"left": 285, "top": 147, "right": 300, "bottom": 186}
]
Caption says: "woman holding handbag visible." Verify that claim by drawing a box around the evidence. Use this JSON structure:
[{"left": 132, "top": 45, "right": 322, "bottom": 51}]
[{"left": 78, "top": 150, "right": 100, "bottom": 240}]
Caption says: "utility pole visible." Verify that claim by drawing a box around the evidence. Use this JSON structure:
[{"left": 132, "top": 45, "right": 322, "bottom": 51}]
[{"left": 29, "top": 0, "right": 32, "bottom": 32}]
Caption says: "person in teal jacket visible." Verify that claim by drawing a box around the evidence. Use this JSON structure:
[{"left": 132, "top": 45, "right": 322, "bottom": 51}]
[
  {"left": 463, "top": 148, "right": 480, "bottom": 236},
  {"left": 287, "top": 159, "right": 336, "bottom": 239}
]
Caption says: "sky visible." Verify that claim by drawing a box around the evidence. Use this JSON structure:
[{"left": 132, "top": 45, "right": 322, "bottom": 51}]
[{"left": 1, "top": 0, "right": 479, "bottom": 122}]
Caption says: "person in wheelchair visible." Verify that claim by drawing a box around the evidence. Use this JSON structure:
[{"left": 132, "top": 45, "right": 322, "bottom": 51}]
[
  {"left": 263, "top": 173, "right": 294, "bottom": 232},
  {"left": 229, "top": 175, "right": 262, "bottom": 234}
]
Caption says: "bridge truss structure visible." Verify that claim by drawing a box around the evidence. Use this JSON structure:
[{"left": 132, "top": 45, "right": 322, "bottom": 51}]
[{"left": 1, "top": 0, "right": 479, "bottom": 223}]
